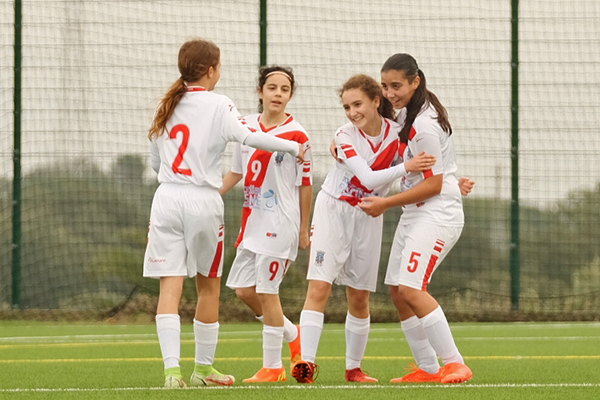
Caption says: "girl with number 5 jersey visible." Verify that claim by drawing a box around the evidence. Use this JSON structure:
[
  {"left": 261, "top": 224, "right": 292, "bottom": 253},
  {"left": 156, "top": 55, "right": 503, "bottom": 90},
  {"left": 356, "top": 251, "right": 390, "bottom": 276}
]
[
  {"left": 359, "top": 53, "right": 473, "bottom": 384},
  {"left": 291, "top": 74, "right": 436, "bottom": 384},
  {"left": 143, "top": 38, "right": 304, "bottom": 389},
  {"left": 220, "top": 65, "right": 311, "bottom": 383}
]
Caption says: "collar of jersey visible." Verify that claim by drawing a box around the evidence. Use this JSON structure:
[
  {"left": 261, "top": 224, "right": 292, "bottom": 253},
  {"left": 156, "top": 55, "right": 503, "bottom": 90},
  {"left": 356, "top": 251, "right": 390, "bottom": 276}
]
[
  {"left": 358, "top": 117, "right": 390, "bottom": 153},
  {"left": 258, "top": 113, "right": 293, "bottom": 132},
  {"left": 187, "top": 86, "right": 206, "bottom": 92}
]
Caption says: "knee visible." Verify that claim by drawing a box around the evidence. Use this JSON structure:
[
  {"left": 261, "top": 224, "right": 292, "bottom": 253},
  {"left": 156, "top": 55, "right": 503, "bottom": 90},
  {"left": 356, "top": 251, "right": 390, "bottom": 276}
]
[
  {"left": 235, "top": 287, "right": 256, "bottom": 303},
  {"left": 306, "top": 282, "right": 331, "bottom": 305},
  {"left": 348, "top": 291, "right": 370, "bottom": 312},
  {"left": 393, "top": 285, "right": 420, "bottom": 305}
]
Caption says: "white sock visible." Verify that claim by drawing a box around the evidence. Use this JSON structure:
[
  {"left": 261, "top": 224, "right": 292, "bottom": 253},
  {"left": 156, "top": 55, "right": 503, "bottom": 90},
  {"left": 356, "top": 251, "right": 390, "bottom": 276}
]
[
  {"left": 263, "top": 325, "right": 284, "bottom": 368},
  {"left": 299, "top": 310, "right": 324, "bottom": 363},
  {"left": 156, "top": 314, "right": 181, "bottom": 369},
  {"left": 282, "top": 316, "right": 298, "bottom": 343},
  {"left": 256, "top": 314, "right": 297, "bottom": 343},
  {"left": 193, "top": 319, "right": 219, "bottom": 366},
  {"left": 401, "top": 316, "right": 440, "bottom": 374},
  {"left": 345, "top": 312, "right": 370, "bottom": 370},
  {"left": 420, "top": 306, "right": 464, "bottom": 365}
]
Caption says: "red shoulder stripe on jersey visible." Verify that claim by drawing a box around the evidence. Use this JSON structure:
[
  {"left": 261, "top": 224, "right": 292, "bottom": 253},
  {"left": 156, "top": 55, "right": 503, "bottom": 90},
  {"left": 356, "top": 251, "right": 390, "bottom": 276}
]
[
  {"left": 423, "top": 169, "right": 434, "bottom": 179},
  {"left": 276, "top": 130, "right": 309, "bottom": 144},
  {"left": 399, "top": 142, "right": 408, "bottom": 159},
  {"left": 370, "top": 140, "right": 399, "bottom": 171},
  {"left": 409, "top": 126, "right": 417, "bottom": 141}
]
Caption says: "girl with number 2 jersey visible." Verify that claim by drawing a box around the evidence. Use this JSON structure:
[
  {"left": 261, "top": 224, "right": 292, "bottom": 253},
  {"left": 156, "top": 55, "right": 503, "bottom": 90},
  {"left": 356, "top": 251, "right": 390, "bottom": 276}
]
[{"left": 143, "top": 39, "right": 304, "bottom": 388}]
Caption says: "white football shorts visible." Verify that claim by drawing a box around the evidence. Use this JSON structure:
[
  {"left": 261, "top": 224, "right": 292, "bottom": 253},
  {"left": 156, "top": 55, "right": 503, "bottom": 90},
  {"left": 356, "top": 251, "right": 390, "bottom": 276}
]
[
  {"left": 306, "top": 191, "right": 383, "bottom": 292},
  {"left": 143, "top": 183, "right": 225, "bottom": 279},
  {"left": 225, "top": 247, "right": 290, "bottom": 294},
  {"left": 385, "top": 222, "right": 463, "bottom": 290}
]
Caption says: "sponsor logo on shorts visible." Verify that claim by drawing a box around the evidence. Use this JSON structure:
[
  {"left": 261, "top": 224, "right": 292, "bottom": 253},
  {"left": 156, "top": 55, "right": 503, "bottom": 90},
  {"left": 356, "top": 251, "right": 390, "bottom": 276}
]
[
  {"left": 315, "top": 251, "right": 325, "bottom": 266},
  {"left": 147, "top": 257, "right": 166, "bottom": 263}
]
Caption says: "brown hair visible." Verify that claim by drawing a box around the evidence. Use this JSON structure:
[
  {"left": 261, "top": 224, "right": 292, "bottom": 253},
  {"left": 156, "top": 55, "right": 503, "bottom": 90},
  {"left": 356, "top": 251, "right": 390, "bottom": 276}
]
[
  {"left": 338, "top": 74, "right": 394, "bottom": 120},
  {"left": 148, "top": 38, "right": 220, "bottom": 140},
  {"left": 381, "top": 53, "right": 452, "bottom": 143},
  {"left": 257, "top": 65, "right": 296, "bottom": 112}
]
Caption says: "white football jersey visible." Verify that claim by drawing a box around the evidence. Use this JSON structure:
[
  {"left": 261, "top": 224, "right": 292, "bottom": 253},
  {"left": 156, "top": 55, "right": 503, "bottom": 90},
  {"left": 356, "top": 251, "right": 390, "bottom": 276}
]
[
  {"left": 232, "top": 113, "right": 312, "bottom": 260},
  {"left": 397, "top": 104, "right": 464, "bottom": 226},
  {"left": 151, "top": 87, "right": 256, "bottom": 189},
  {"left": 321, "top": 117, "right": 401, "bottom": 205}
]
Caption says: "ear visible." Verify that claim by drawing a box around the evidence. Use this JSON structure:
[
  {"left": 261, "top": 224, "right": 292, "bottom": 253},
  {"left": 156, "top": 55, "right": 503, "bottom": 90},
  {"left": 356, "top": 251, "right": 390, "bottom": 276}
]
[
  {"left": 257, "top": 87, "right": 263, "bottom": 101},
  {"left": 374, "top": 95, "right": 381, "bottom": 109},
  {"left": 412, "top": 75, "right": 421, "bottom": 89},
  {"left": 207, "top": 66, "right": 215, "bottom": 79}
]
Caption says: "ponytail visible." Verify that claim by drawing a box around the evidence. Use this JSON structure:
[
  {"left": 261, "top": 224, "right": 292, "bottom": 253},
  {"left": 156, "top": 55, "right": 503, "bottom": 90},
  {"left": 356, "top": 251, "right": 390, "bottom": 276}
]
[{"left": 148, "top": 78, "right": 187, "bottom": 140}]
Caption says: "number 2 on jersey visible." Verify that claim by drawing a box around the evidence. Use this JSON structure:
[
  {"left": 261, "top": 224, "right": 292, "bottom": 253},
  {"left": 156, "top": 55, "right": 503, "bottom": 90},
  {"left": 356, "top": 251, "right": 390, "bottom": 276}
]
[{"left": 170, "top": 124, "right": 192, "bottom": 176}]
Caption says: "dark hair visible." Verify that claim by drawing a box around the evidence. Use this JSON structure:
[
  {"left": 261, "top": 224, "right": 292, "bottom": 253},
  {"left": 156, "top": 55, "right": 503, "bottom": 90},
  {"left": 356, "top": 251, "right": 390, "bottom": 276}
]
[
  {"left": 338, "top": 74, "right": 394, "bottom": 120},
  {"left": 381, "top": 53, "right": 452, "bottom": 143},
  {"left": 257, "top": 65, "right": 296, "bottom": 112},
  {"left": 149, "top": 38, "right": 220, "bottom": 139}
]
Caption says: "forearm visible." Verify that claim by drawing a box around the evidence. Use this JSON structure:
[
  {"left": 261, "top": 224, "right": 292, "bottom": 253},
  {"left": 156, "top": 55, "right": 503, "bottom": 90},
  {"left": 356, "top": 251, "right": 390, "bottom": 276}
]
[
  {"left": 348, "top": 158, "right": 407, "bottom": 188},
  {"left": 243, "top": 132, "right": 299, "bottom": 156},
  {"left": 384, "top": 175, "right": 443, "bottom": 209},
  {"left": 220, "top": 171, "right": 242, "bottom": 196},
  {"left": 299, "top": 185, "right": 313, "bottom": 234}
]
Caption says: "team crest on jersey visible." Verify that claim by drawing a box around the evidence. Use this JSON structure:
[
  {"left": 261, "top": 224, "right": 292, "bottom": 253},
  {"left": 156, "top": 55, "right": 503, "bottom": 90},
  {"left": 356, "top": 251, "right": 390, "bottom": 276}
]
[
  {"left": 263, "top": 189, "right": 279, "bottom": 210},
  {"left": 275, "top": 152, "right": 285, "bottom": 166},
  {"left": 315, "top": 251, "right": 325, "bottom": 266}
]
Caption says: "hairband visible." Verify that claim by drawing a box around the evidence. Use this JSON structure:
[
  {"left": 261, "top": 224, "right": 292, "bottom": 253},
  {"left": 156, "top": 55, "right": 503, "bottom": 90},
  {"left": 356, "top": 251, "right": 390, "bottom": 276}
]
[{"left": 265, "top": 70, "right": 292, "bottom": 82}]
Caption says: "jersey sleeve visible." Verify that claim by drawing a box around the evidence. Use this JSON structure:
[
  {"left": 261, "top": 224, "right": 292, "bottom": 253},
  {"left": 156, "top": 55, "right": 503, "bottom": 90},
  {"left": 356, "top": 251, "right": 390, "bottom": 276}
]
[
  {"left": 244, "top": 131, "right": 299, "bottom": 156},
  {"left": 412, "top": 129, "right": 443, "bottom": 178},
  {"left": 335, "top": 129, "right": 407, "bottom": 189},
  {"left": 343, "top": 153, "right": 407, "bottom": 188},
  {"left": 335, "top": 129, "right": 358, "bottom": 161},
  {"left": 295, "top": 137, "right": 312, "bottom": 186},
  {"left": 150, "top": 140, "right": 161, "bottom": 173},
  {"left": 230, "top": 142, "right": 243, "bottom": 175},
  {"left": 220, "top": 98, "right": 255, "bottom": 144}
]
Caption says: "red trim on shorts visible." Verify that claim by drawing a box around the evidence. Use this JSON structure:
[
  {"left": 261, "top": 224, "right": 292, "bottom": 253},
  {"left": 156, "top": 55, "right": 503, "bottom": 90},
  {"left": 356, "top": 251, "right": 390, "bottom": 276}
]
[
  {"left": 209, "top": 228, "right": 224, "bottom": 278},
  {"left": 421, "top": 255, "right": 439, "bottom": 291}
]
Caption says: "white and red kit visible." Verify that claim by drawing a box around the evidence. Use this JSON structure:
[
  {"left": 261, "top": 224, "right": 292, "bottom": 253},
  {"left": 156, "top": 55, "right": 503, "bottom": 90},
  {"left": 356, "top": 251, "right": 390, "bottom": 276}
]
[
  {"left": 385, "top": 104, "right": 464, "bottom": 290},
  {"left": 232, "top": 113, "right": 312, "bottom": 261},
  {"left": 144, "top": 88, "right": 299, "bottom": 279},
  {"left": 308, "top": 117, "right": 409, "bottom": 292}
]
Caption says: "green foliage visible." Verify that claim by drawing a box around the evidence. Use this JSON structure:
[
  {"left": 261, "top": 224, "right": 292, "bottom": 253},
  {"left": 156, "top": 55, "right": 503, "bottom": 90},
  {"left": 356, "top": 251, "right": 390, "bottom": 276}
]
[{"left": 2, "top": 156, "right": 600, "bottom": 316}]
